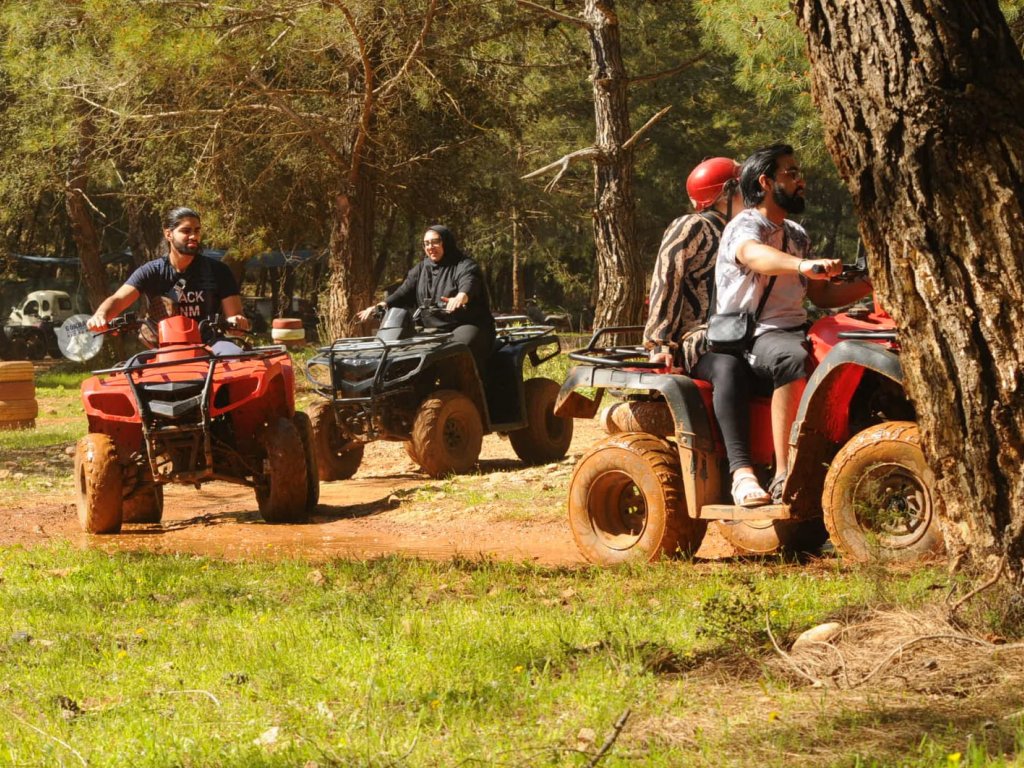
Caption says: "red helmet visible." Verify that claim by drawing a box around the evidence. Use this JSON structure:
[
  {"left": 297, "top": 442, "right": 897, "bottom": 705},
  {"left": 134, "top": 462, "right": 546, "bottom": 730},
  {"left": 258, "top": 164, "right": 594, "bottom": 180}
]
[{"left": 686, "top": 157, "right": 741, "bottom": 211}]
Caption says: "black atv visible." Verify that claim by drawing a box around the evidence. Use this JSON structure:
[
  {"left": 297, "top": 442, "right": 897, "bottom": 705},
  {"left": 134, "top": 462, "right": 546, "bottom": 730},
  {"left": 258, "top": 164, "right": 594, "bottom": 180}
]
[{"left": 305, "top": 304, "right": 574, "bottom": 479}]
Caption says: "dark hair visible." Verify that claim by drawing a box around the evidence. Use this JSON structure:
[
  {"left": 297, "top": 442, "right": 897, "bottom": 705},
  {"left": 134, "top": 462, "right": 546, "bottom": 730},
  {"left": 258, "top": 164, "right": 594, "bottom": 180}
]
[
  {"left": 163, "top": 206, "right": 201, "bottom": 230},
  {"left": 739, "top": 143, "right": 794, "bottom": 207}
]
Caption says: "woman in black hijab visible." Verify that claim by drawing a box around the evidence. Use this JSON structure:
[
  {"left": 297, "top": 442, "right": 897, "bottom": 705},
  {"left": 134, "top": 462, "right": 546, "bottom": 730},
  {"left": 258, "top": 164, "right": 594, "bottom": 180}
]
[{"left": 357, "top": 225, "right": 496, "bottom": 369}]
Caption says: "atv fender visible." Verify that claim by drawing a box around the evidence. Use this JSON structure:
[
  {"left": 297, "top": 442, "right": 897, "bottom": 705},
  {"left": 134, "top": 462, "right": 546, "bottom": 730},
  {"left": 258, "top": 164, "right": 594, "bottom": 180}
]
[
  {"left": 786, "top": 340, "right": 903, "bottom": 517},
  {"left": 554, "top": 365, "right": 720, "bottom": 518}
]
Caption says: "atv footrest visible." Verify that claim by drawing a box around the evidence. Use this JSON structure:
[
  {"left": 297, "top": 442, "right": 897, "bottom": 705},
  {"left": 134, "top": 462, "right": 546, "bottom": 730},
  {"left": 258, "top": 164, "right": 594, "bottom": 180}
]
[{"left": 698, "top": 503, "right": 792, "bottom": 521}]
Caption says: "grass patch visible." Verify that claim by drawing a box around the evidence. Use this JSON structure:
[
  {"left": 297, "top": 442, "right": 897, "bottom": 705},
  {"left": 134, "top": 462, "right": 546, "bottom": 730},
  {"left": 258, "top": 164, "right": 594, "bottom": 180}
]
[{"left": 2, "top": 545, "right": 1019, "bottom": 766}]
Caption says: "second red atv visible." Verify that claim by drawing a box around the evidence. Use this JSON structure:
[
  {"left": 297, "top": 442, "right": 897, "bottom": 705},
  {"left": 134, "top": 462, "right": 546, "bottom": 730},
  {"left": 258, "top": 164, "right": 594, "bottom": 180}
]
[
  {"left": 557, "top": 267, "right": 945, "bottom": 564},
  {"left": 75, "top": 314, "right": 318, "bottom": 533}
]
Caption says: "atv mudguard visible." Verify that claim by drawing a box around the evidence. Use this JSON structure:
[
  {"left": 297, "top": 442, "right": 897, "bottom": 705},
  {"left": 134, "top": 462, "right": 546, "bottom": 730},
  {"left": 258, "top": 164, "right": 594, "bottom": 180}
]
[
  {"left": 786, "top": 340, "right": 903, "bottom": 517},
  {"left": 554, "top": 365, "right": 722, "bottom": 517}
]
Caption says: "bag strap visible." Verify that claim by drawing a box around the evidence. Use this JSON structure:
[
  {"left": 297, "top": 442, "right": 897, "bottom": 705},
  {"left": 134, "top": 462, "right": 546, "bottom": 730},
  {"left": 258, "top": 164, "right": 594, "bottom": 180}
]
[{"left": 752, "top": 227, "right": 789, "bottom": 322}]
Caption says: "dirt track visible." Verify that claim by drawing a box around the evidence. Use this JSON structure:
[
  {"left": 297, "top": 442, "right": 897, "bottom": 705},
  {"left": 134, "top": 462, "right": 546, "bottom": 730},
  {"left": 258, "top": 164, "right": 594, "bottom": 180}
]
[{"left": 2, "top": 418, "right": 736, "bottom": 565}]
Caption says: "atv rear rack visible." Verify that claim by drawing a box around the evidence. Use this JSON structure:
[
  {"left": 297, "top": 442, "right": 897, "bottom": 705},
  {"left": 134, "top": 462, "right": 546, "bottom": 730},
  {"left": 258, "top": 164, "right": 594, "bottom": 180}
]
[{"left": 566, "top": 325, "right": 662, "bottom": 369}]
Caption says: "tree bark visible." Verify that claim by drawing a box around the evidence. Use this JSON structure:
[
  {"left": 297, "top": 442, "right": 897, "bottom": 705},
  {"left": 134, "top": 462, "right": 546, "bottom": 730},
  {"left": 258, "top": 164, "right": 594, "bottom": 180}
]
[
  {"left": 585, "top": 0, "right": 644, "bottom": 329},
  {"left": 65, "top": 112, "right": 108, "bottom": 312},
  {"left": 795, "top": 0, "right": 1024, "bottom": 563},
  {"left": 323, "top": 174, "right": 377, "bottom": 340}
]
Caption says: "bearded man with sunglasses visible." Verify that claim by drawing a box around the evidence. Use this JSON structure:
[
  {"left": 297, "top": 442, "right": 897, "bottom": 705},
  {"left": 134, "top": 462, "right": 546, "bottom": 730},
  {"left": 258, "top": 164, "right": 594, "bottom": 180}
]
[{"left": 715, "top": 143, "right": 872, "bottom": 502}]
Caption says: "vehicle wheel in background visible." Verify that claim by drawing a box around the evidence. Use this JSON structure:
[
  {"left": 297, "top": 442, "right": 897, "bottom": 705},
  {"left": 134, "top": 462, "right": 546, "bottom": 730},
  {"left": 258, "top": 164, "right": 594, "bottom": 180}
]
[
  {"left": 509, "top": 377, "right": 574, "bottom": 465},
  {"left": 308, "top": 401, "right": 364, "bottom": 481}
]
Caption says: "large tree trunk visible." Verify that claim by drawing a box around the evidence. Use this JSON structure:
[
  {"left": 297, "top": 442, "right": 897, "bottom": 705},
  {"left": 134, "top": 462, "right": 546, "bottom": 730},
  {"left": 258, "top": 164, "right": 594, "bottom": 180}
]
[
  {"left": 795, "top": 0, "right": 1024, "bottom": 563},
  {"left": 65, "top": 114, "right": 108, "bottom": 312},
  {"left": 323, "top": 173, "right": 377, "bottom": 340},
  {"left": 585, "top": 0, "right": 644, "bottom": 328}
]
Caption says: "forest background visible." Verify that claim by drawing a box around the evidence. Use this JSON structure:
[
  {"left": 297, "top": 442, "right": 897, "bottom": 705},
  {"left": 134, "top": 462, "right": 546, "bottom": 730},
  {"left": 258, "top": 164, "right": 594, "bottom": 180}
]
[{"left": 7, "top": 0, "right": 1019, "bottom": 336}]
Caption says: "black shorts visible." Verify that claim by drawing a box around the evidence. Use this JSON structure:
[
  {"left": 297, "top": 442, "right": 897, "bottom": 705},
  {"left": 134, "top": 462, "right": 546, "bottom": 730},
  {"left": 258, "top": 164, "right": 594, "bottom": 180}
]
[{"left": 747, "top": 327, "right": 808, "bottom": 389}]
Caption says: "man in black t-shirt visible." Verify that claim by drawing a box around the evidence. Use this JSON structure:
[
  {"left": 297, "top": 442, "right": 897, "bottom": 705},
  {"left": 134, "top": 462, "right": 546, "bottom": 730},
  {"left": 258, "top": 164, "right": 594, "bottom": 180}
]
[{"left": 87, "top": 207, "right": 250, "bottom": 339}]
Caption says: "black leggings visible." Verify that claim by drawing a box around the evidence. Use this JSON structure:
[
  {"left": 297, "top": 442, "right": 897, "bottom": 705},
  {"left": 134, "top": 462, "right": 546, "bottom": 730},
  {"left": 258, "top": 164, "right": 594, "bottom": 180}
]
[
  {"left": 690, "top": 351, "right": 756, "bottom": 473},
  {"left": 450, "top": 323, "right": 495, "bottom": 372}
]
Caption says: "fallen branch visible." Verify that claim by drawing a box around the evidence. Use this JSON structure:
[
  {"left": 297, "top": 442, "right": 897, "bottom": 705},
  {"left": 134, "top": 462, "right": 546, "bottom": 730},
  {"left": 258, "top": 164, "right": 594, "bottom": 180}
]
[
  {"left": 156, "top": 689, "right": 222, "bottom": 707},
  {"left": 851, "top": 633, "right": 992, "bottom": 688},
  {"left": 2, "top": 705, "right": 87, "bottom": 767},
  {"left": 586, "top": 708, "right": 631, "bottom": 768},
  {"left": 948, "top": 555, "right": 1007, "bottom": 617}
]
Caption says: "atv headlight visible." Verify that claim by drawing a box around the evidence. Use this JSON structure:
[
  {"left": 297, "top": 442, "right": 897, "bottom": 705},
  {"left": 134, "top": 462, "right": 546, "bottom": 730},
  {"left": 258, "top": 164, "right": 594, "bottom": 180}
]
[{"left": 335, "top": 357, "right": 378, "bottom": 383}]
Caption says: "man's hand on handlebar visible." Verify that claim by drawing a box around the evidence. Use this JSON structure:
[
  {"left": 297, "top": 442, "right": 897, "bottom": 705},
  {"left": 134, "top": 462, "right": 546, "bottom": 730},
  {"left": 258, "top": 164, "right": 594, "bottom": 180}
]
[
  {"left": 225, "top": 314, "right": 250, "bottom": 333},
  {"left": 649, "top": 350, "right": 673, "bottom": 369},
  {"left": 799, "top": 258, "right": 843, "bottom": 280},
  {"left": 86, "top": 311, "right": 108, "bottom": 331}
]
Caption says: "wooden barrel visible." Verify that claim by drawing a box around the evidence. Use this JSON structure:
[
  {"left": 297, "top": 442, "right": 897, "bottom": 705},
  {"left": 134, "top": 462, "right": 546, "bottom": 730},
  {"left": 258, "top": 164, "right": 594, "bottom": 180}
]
[{"left": 0, "top": 361, "right": 38, "bottom": 430}]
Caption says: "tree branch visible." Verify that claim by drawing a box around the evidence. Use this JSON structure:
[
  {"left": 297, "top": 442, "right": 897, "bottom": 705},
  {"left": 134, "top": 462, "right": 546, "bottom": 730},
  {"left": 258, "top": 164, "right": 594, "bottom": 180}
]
[
  {"left": 324, "top": 0, "right": 373, "bottom": 182},
  {"left": 375, "top": 0, "right": 438, "bottom": 100},
  {"left": 621, "top": 105, "right": 672, "bottom": 151},
  {"left": 628, "top": 53, "right": 708, "bottom": 85},
  {"left": 522, "top": 146, "right": 604, "bottom": 192},
  {"left": 516, "top": 0, "right": 590, "bottom": 29}
]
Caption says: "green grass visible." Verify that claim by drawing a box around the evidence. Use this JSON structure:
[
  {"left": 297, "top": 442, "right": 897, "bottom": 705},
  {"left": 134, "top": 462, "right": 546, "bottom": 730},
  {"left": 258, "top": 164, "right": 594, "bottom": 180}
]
[{"left": 2, "top": 545, "right": 1019, "bottom": 767}]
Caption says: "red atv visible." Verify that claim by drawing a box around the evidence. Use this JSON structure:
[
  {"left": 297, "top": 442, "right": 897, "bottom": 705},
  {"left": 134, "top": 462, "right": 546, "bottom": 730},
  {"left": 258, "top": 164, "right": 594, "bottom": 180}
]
[
  {"left": 556, "top": 266, "right": 944, "bottom": 564},
  {"left": 76, "top": 314, "right": 318, "bottom": 533}
]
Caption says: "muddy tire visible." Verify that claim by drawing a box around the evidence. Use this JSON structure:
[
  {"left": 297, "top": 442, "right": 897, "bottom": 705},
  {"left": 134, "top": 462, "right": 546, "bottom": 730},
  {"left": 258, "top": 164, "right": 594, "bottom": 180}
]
[
  {"left": 717, "top": 518, "right": 829, "bottom": 556},
  {"left": 293, "top": 411, "right": 320, "bottom": 513},
  {"left": 403, "top": 440, "right": 420, "bottom": 466},
  {"left": 75, "top": 433, "right": 123, "bottom": 534},
  {"left": 256, "top": 417, "right": 309, "bottom": 523},
  {"left": 568, "top": 432, "right": 705, "bottom": 565},
  {"left": 0, "top": 398, "right": 38, "bottom": 423},
  {"left": 715, "top": 519, "right": 787, "bottom": 555},
  {"left": 0, "top": 361, "right": 33, "bottom": 383},
  {"left": 822, "top": 421, "right": 945, "bottom": 562},
  {"left": 308, "top": 401, "right": 364, "bottom": 481},
  {"left": 509, "top": 377, "right": 574, "bottom": 465},
  {"left": 0, "top": 380, "right": 35, "bottom": 400},
  {"left": 411, "top": 389, "right": 483, "bottom": 478},
  {"left": 123, "top": 484, "right": 164, "bottom": 524}
]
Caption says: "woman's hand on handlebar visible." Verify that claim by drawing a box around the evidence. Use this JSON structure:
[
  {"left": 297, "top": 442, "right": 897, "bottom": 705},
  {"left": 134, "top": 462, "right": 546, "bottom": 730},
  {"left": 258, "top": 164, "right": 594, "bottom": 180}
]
[
  {"left": 356, "top": 303, "right": 384, "bottom": 322},
  {"left": 442, "top": 292, "right": 469, "bottom": 313}
]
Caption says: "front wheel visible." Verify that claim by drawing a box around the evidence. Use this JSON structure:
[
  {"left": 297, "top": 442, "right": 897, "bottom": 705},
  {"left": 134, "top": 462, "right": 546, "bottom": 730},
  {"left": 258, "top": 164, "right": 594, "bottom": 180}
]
[
  {"left": 308, "top": 401, "right": 364, "bottom": 481},
  {"left": 256, "top": 417, "right": 309, "bottom": 523},
  {"left": 410, "top": 389, "right": 483, "bottom": 478},
  {"left": 508, "top": 377, "right": 574, "bottom": 465},
  {"left": 822, "top": 421, "right": 945, "bottom": 562},
  {"left": 292, "top": 411, "right": 320, "bottom": 513},
  {"left": 568, "top": 432, "right": 705, "bottom": 565},
  {"left": 75, "top": 433, "right": 123, "bottom": 534}
]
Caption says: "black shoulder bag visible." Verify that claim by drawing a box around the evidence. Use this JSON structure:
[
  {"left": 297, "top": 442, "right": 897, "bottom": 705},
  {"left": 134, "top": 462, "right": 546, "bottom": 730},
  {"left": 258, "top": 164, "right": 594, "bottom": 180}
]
[{"left": 705, "top": 230, "right": 785, "bottom": 354}]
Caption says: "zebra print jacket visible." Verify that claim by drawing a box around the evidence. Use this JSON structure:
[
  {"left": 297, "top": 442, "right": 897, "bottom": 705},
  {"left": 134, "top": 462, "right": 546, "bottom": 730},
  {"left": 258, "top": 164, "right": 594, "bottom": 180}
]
[{"left": 642, "top": 210, "right": 725, "bottom": 359}]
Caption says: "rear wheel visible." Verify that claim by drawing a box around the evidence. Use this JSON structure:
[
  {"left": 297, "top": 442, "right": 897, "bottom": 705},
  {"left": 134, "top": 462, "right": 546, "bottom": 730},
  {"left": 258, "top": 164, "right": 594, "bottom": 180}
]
[
  {"left": 256, "top": 417, "right": 309, "bottom": 523},
  {"left": 75, "top": 433, "right": 123, "bottom": 534},
  {"left": 403, "top": 440, "right": 420, "bottom": 465},
  {"left": 308, "top": 401, "right": 364, "bottom": 481},
  {"left": 568, "top": 432, "right": 705, "bottom": 565},
  {"left": 715, "top": 519, "right": 787, "bottom": 555},
  {"left": 293, "top": 411, "right": 320, "bottom": 513},
  {"left": 822, "top": 421, "right": 945, "bottom": 562},
  {"left": 509, "top": 377, "right": 574, "bottom": 465},
  {"left": 122, "top": 484, "right": 164, "bottom": 524},
  {"left": 411, "top": 389, "right": 483, "bottom": 478}
]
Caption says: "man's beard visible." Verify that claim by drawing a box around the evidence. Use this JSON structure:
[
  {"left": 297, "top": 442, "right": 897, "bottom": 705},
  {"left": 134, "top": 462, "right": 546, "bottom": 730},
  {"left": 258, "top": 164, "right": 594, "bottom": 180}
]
[
  {"left": 174, "top": 238, "right": 202, "bottom": 256},
  {"left": 772, "top": 186, "right": 806, "bottom": 215}
]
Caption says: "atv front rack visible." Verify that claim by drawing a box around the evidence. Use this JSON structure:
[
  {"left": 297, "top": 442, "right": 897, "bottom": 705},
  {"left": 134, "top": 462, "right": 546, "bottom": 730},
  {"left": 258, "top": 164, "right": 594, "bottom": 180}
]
[
  {"left": 93, "top": 343, "right": 289, "bottom": 485},
  {"left": 566, "top": 325, "right": 662, "bottom": 369}
]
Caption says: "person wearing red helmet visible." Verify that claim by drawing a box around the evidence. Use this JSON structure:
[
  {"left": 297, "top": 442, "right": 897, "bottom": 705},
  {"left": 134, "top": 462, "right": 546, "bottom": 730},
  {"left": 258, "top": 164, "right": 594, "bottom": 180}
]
[{"left": 643, "top": 156, "right": 772, "bottom": 507}]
